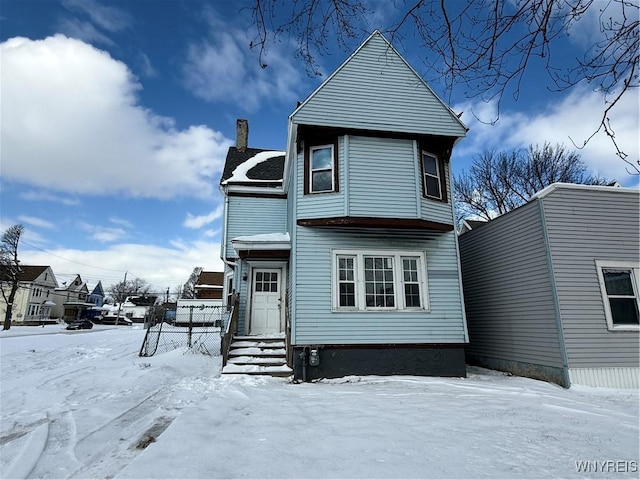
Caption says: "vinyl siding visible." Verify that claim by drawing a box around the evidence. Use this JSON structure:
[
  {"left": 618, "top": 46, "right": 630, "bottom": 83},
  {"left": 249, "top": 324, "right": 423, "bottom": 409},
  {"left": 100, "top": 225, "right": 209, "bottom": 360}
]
[
  {"left": 293, "top": 227, "right": 466, "bottom": 345},
  {"left": 225, "top": 196, "right": 287, "bottom": 258},
  {"left": 349, "top": 136, "right": 417, "bottom": 217},
  {"left": 297, "top": 135, "right": 456, "bottom": 225},
  {"left": 459, "top": 201, "right": 564, "bottom": 368},
  {"left": 292, "top": 34, "right": 466, "bottom": 138},
  {"left": 297, "top": 138, "right": 346, "bottom": 219},
  {"left": 236, "top": 260, "right": 250, "bottom": 335},
  {"left": 542, "top": 187, "right": 640, "bottom": 369},
  {"left": 420, "top": 161, "right": 454, "bottom": 225}
]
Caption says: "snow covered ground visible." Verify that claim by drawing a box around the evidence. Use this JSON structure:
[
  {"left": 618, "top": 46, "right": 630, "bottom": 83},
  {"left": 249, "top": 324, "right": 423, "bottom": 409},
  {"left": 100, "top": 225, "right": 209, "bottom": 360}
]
[{"left": 1, "top": 325, "right": 638, "bottom": 479}]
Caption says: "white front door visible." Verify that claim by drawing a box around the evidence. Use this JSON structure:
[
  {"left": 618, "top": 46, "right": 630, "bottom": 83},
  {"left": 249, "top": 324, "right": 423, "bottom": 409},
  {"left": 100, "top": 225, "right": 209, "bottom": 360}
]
[{"left": 250, "top": 269, "right": 282, "bottom": 335}]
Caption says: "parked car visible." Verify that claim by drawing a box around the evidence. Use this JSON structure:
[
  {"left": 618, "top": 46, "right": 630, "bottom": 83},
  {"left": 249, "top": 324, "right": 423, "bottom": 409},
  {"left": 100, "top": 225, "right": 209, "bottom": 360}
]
[{"left": 66, "top": 319, "right": 94, "bottom": 330}]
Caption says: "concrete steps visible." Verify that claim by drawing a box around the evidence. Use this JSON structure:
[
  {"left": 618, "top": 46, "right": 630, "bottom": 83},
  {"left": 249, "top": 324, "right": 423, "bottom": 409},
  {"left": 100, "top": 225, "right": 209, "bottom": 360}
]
[{"left": 222, "top": 335, "right": 291, "bottom": 377}]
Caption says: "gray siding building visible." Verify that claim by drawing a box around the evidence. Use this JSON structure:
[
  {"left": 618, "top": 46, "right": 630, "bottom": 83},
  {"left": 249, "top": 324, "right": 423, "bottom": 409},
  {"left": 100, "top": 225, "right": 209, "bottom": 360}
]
[{"left": 459, "top": 183, "right": 639, "bottom": 388}]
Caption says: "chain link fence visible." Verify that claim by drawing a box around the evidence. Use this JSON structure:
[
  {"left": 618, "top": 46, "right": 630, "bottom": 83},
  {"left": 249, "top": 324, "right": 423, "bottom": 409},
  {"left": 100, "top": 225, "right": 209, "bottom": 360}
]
[{"left": 139, "top": 304, "right": 229, "bottom": 357}]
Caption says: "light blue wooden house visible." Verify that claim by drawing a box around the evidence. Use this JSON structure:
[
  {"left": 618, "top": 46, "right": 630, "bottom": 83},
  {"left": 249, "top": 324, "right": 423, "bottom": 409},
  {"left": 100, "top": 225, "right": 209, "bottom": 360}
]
[{"left": 219, "top": 31, "right": 469, "bottom": 380}]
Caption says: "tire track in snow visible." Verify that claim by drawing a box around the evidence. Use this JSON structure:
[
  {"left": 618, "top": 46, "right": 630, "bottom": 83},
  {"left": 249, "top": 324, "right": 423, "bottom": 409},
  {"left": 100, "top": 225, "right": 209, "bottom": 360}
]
[
  {"left": 69, "top": 388, "right": 176, "bottom": 479},
  {"left": 27, "top": 410, "right": 79, "bottom": 479}
]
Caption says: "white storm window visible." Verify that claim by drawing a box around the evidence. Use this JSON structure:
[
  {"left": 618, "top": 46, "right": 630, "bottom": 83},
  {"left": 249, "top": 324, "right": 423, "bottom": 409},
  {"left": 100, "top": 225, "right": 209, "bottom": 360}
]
[
  {"left": 333, "top": 250, "right": 428, "bottom": 311},
  {"left": 596, "top": 261, "right": 639, "bottom": 330},
  {"left": 309, "top": 145, "right": 335, "bottom": 193}
]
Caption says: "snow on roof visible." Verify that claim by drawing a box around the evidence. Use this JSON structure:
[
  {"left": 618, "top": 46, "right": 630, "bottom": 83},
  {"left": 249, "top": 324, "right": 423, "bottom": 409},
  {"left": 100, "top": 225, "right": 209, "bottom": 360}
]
[
  {"left": 529, "top": 182, "right": 637, "bottom": 201},
  {"left": 222, "top": 150, "right": 286, "bottom": 184},
  {"left": 232, "top": 233, "right": 290, "bottom": 243}
]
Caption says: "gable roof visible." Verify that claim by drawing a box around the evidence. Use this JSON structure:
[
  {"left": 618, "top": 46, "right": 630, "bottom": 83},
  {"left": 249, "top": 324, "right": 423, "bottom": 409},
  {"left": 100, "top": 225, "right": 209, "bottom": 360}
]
[
  {"left": 0, "top": 265, "right": 51, "bottom": 282},
  {"left": 90, "top": 281, "right": 104, "bottom": 296},
  {"left": 220, "top": 147, "right": 285, "bottom": 188},
  {"left": 196, "top": 271, "right": 224, "bottom": 287},
  {"left": 459, "top": 219, "right": 488, "bottom": 235},
  {"left": 56, "top": 274, "right": 88, "bottom": 292},
  {"left": 290, "top": 30, "right": 467, "bottom": 138}
]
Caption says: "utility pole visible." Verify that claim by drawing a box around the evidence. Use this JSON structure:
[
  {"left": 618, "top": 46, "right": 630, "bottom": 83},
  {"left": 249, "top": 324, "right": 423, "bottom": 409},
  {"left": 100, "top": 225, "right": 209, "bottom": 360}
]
[{"left": 115, "top": 271, "right": 127, "bottom": 326}]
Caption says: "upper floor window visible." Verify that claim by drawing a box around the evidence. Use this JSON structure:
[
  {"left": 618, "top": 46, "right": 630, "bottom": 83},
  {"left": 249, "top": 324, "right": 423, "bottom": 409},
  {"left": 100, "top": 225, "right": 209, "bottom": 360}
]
[
  {"left": 422, "top": 151, "right": 442, "bottom": 200},
  {"left": 304, "top": 136, "right": 338, "bottom": 195},
  {"left": 596, "top": 261, "right": 639, "bottom": 330},
  {"left": 310, "top": 145, "right": 334, "bottom": 193}
]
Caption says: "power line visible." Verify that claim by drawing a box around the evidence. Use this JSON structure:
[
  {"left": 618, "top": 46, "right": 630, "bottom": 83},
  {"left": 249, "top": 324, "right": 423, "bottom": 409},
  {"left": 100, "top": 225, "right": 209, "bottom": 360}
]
[{"left": 20, "top": 240, "right": 127, "bottom": 273}]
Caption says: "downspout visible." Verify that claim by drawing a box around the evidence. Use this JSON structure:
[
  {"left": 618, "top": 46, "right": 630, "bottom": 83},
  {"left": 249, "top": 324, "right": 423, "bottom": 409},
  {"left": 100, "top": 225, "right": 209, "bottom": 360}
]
[{"left": 537, "top": 198, "right": 571, "bottom": 388}]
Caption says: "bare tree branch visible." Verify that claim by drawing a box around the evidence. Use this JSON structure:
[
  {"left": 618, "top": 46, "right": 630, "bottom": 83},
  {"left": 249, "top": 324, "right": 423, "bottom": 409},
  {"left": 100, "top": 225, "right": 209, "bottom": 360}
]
[
  {"left": 454, "top": 143, "right": 611, "bottom": 222},
  {"left": 0, "top": 225, "right": 25, "bottom": 330},
  {"left": 248, "top": 0, "right": 639, "bottom": 168}
]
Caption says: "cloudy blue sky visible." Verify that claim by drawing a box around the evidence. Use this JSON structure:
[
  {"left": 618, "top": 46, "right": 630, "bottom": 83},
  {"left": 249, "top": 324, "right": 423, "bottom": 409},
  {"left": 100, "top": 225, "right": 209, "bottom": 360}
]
[{"left": 1, "top": 0, "right": 637, "bottom": 295}]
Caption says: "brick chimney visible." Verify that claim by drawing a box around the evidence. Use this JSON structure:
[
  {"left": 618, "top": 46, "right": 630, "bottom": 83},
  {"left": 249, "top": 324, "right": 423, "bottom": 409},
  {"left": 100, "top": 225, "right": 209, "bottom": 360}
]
[{"left": 236, "top": 119, "right": 248, "bottom": 152}]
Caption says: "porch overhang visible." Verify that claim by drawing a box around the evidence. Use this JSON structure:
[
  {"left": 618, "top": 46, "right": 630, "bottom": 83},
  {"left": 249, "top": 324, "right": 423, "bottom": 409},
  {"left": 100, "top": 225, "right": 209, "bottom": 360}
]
[
  {"left": 232, "top": 233, "right": 291, "bottom": 260},
  {"left": 297, "top": 216, "right": 454, "bottom": 232},
  {"left": 62, "top": 301, "right": 95, "bottom": 307}
]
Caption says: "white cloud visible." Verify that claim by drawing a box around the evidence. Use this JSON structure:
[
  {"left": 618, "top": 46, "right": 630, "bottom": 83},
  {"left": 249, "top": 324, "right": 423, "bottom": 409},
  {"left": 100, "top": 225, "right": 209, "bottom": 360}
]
[
  {"left": 18, "top": 241, "right": 224, "bottom": 294},
  {"left": 78, "top": 221, "right": 127, "bottom": 243},
  {"left": 61, "top": 0, "right": 132, "bottom": 33},
  {"left": 20, "top": 190, "right": 80, "bottom": 206},
  {"left": 454, "top": 86, "right": 639, "bottom": 185},
  {"left": 17, "top": 216, "right": 55, "bottom": 230},
  {"left": 182, "top": 8, "right": 304, "bottom": 111},
  {"left": 108, "top": 217, "right": 132, "bottom": 228},
  {"left": 57, "top": 17, "right": 114, "bottom": 45},
  {"left": 183, "top": 205, "right": 224, "bottom": 229},
  {"left": 567, "top": 1, "right": 631, "bottom": 49},
  {"left": 1, "top": 35, "right": 233, "bottom": 199}
]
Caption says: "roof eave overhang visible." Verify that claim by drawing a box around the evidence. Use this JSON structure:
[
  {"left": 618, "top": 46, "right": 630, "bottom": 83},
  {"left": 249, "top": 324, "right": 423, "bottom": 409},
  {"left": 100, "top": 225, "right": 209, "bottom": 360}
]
[
  {"left": 297, "top": 216, "right": 454, "bottom": 232},
  {"left": 231, "top": 240, "right": 291, "bottom": 252},
  {"left": 221, "top": 184, "right": 285, "bottom": 196}
]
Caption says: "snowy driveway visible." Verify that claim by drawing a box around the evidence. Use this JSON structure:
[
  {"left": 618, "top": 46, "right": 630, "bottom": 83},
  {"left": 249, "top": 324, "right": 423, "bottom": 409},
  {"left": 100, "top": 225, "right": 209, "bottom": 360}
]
[{"left": 1, "top": 326, "right": 638, "bottom": 479}]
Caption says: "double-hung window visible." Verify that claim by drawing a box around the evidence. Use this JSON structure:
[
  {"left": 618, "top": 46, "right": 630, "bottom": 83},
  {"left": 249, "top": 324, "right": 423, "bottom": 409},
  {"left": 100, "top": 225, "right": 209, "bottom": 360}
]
[
  {"left": 309, "top": 144, "right": 335, "bottom": 193},
  {"left": 333, "top": 250, "right": 428, "bottom": 311},
  {"left": 596, "top": 261, "right": 639, "bottom": 330},
  {"left": 422, "top": 151, "right": 442, "bottom": 200}
]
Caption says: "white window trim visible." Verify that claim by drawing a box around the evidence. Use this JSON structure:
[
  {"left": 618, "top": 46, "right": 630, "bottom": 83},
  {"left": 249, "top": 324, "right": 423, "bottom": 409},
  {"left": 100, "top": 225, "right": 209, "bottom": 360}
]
[
  {"left": 331, "top": 249, "right": 429, "bottom": 312},
  {"left": 309, "top": 144, "right": 335, "bottom": 193},
  {"left": 595, "top": 260, "right": 640, "bottom": 331},
  {"left": 223, "top": 270, "right": 234, "bottom": 309}
]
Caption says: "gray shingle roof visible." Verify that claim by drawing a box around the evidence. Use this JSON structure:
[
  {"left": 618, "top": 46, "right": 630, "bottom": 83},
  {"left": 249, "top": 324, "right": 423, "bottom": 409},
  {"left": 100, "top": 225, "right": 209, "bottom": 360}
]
[{"left": 220, "top": 147, "right": 285, "bottom": 186}]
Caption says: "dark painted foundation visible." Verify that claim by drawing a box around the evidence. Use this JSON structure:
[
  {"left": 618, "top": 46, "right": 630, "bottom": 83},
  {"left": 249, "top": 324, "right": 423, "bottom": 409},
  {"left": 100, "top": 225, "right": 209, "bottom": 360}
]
[
  {"left": 466, "top": 353, "right": 569, "bottom": 388},
  {"left": 293, "top": 344, "right": 466, "bottom": 381}
]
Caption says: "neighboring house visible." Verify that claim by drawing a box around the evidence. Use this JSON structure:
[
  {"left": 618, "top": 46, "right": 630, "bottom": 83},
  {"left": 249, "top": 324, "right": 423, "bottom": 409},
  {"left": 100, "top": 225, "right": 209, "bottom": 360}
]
[
  {"left": 219, "top": 31, "right": 469, "bottom": 379},
  {"left": 118, "top": 295, "right": 158, "bottom": 323},
  {"left": 88, "top": 281, "right": 105, "bottom": 307},
  {"left": 86, "top": 281, "right": 105, "bottom": 320},
  {"left": 458, "top": 219, "right": 487, "bottom": 235},
  {"left": 51, "top": 274, "right": 93, "bottom": 321},
  {"left": 194, "top": 271, "right": 224, "bottom": 300},
  {"left": 459, "top": 183, "right": 639, "bottom": 388},
  {"left": 0, "top": 265, "right": 58, "bottom": 325}
]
